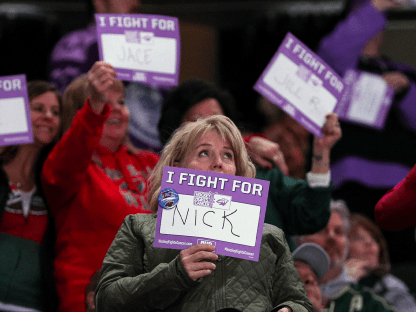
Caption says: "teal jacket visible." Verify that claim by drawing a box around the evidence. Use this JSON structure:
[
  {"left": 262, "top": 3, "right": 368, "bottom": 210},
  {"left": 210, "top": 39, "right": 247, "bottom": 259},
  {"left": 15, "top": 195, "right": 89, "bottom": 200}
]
[
  {"left": 256, "top": 167, "right": 333, "bottom": 251},
  {"left": 95, "top": 214, "right": 313, "bottom": 312}
]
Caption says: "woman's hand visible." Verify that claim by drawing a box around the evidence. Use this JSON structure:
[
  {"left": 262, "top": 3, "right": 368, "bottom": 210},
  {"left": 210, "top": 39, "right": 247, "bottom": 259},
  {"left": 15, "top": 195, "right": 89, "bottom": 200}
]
[
  {"left": 382, "top": 72, "right": 410, "bottom": 93},
  {"left": 345, "top": 258, "right": 372, "bottom": 281},
  {"left": 246, "top": 136, "right": 289, "bottom": 175},
  {"left": 86, "top": 61, "right": 117, "bottom": 114},
  {"left": 180, "top": 244, "right": 218, "bottom": 281},
  {"left": 276, "top": 307, "right": 293, "bottom": 312},
  {"left": 372, "top": 0, "right": 404, "bottom": 12},
  {"left": 311, "top": 113, "right": 342, "bottom": 174}
]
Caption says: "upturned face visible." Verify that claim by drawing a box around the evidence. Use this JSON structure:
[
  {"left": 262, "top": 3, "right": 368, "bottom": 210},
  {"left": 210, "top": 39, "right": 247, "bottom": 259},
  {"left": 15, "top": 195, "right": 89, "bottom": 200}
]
[
  {"left": 303, "top": 212, "right": 348, "bottom": 267},
  {"left": 348, "top": 226, "right": 380, "bottom": 269},
  {"left": 99, "top": 83, "right": 129, "bottom": 149},
  {"left": 178, "top": 130, "right": 236, "bottom": 176},
  {"left": 30, "top": 91, "right": 61, "bottom": 145}
]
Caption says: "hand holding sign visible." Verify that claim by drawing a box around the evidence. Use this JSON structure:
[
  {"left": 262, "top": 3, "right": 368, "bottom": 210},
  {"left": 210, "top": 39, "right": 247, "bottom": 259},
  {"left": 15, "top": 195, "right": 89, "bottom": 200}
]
[
  {"left": 311, "top": 113, "right": 342, "bottom": 174},
  {"left": 180, "top": 244, "right": 218, "bottom": 281},
  {"left": 87, "top": 61, "right": 118, "bottom": 114},
  {"left": 382, "top": 71, "right": 410, "bottom": 93}
]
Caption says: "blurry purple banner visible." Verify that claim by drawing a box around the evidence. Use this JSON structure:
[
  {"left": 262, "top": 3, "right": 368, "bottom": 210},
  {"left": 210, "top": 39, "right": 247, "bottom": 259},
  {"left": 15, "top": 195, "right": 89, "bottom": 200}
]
[
  {"left": 0, "top": 75, "right": 33, "bottom": 147},
  {"left": 95, "top": 13, "right": 180, "bottom": 86},
  {"left": 154, "top": 166, "right": 270, "bottom": 262},
  {"left": 254, "top": 32, "right": 346, "bottom": 138},
  {"left": 334, "top": 69, "right": 394, "bottom": 130}
]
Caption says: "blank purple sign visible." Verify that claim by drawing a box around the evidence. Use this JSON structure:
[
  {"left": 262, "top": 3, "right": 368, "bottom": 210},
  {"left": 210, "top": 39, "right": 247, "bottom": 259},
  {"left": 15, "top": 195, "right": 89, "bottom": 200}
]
[
  {"left": 154, "top": 166, "right": 270, "bottom": 262},
  {"left": 334, "top": 69, "right": 394, "bottom": 130},
  {"left": 0, "top": 75, "right": 33, "bottom": 147}
]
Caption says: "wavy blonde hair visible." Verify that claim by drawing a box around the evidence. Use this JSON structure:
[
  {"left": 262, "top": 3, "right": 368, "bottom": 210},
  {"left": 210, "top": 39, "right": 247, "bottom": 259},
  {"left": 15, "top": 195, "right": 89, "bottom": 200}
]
[{"left": 147, "top": 115, "right": 255, "bottom": 213}]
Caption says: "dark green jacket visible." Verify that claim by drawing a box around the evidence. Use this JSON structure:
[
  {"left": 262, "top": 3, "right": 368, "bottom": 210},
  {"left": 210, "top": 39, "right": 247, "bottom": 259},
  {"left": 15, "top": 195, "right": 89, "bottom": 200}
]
[
  {"left": 95, "top": 214, "right": 313, "bottom": 312},
  {"left": 256, "top": 167, "right": 333, "bottom": 251},
  {"left": 326, "top": 285, "right": 397, "bottom": 312}
]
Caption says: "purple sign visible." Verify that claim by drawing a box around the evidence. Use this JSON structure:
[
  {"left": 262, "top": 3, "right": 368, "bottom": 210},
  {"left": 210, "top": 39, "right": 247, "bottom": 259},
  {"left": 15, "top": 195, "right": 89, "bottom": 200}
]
[
  {"left": 95, "top": 14, "right": 180, "bottom": 86},
  {"left": 154, "top": 166, "right": 270, "bottom": 262},
  {"left": 0, "top": 75, "right": 33, "bottom": 147},
  {"left": 254, "top": 32, "right": 346, "bottom": 138},
  {"left": 334, "top": 69, "right": 394, "bottom": 130}
]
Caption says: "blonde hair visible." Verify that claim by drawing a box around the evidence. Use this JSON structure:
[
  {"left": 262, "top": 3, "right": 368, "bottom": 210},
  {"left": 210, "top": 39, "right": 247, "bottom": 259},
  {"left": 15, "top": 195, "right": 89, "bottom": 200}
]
[{"left": 148, "top": 115, "right": 255, "bottom": 213}]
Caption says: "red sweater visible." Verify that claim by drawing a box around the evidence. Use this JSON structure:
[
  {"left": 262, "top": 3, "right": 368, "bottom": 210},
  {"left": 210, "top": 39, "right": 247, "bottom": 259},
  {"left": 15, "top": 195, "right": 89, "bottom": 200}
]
[
  {"left": 375, "top": 164, "right": 416, "bottom": 231},
  {"left": 42, "top": 101, "right": 159, "bottom": 312}
]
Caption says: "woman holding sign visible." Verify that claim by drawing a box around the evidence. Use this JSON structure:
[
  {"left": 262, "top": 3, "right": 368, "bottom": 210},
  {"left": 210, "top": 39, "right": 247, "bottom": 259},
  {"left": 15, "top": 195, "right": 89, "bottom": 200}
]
[
  {"left": 158, "top": 79, "right": 342, "bottom": 251},
  {"left": 41, "top": 62, "right": 159, "bottom": 312},
  {"left": 0, "top": 81, "right": 61, "bottom": 312},
  {"left": 95, "top": 115, "right": 312, "bottom": 312}
]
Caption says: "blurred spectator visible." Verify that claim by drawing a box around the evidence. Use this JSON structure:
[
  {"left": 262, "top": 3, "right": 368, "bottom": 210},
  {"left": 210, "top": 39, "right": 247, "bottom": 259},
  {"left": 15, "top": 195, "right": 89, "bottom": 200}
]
[
  {"left": 158, "top": 78, "right": 342, "bottom": 250},
  {"left": 375, "top": 164, "right": 416, "bottom": 231},
  {"left": 259, "top": 97, "right": 311, "bottom": 179},
  {"left": 299, "top": 200, "right": 396, "bottom": 311},
  {"left": 0, "top": 81, "right": 61, "bottom": 312},
  {"left": 346, "top": 213, "right": 416, "bottom": 311},
  {"left": 49, "top": 0, "right": 167, "bottom": 151},
  {"left": 317, "top": 0, "right": 416, "bottom": 263},
  {"left": 42, "top": 62, "right": 159, "bottom": 312},
  {"left": 293, "top": 243, "right": 330, "bottom": 312}
]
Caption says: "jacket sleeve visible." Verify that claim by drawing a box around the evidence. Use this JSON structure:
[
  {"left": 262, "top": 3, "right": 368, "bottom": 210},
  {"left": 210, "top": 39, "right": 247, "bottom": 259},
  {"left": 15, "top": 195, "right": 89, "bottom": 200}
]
[
  {"left": 317, "top": 3, "right": 386, "bottom": 76},
  {"left": 95, "top": 215, "right": 197, "bottom": 312},
  {"left": 258, "top": 167, "right": 332, "bottom": 236},
  {"left": 267, "top": 226, "right": 313, "bottom": 312},
  {"left": 375, "top": 164, "right": 416, "bottom": 230},
  {"left": 397, "top": 82, "right": 416, "bottom": 133},
  {"left": 41, "top": 100, "right": 110, "bottom": 212},
  {"left": 382, "top": 275, "right": 416, "bottom": 311}
]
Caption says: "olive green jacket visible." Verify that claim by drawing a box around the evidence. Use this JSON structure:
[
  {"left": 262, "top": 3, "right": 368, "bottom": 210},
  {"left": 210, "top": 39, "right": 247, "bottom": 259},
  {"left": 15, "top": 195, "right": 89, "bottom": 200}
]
[{"left": 95, "top": 214, "right": 313, "bottom": 312}]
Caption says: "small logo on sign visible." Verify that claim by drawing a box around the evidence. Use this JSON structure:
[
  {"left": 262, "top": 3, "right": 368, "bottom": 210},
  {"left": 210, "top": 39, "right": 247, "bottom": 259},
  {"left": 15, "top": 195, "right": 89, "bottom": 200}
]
[
  {"left": 158, "top": 188, "right": 179, "bottom": 209},
  {"left": 197, "top": 239, "right": 216, "bottom": 246},
  {"left": 193, "top": 191, "right": 232, "bottom": 210}
]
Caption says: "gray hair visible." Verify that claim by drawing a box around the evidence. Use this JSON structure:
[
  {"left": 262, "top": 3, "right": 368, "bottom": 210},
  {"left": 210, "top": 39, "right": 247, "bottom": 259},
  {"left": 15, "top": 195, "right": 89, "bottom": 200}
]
[{"left": 330, "top": 199, "right": 350, "bottom": 233}]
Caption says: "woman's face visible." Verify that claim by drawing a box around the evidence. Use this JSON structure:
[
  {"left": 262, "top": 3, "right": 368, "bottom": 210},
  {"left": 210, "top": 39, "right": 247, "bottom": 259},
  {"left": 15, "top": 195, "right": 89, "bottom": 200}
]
[
  {"left": 349, "top": 226, "right": 380, "bottom": 269},
  {"left": 178, "top": 130, "right": 236, "bottom": 176},
  {"left": 30, "top": 91, "right": 61, "bottom": 145},
  {"left": 100, "top": 85, "right": 129, "bottom": 148},
  {"left": 182, "top": 98, "right": 224, "bottom": 123}
]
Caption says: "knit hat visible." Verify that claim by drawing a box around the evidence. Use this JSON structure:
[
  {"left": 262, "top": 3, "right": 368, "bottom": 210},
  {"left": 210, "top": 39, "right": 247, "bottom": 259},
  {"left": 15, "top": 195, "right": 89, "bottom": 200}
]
[{"left": 293, "top": 243, "right": 330, "bottom": 279}]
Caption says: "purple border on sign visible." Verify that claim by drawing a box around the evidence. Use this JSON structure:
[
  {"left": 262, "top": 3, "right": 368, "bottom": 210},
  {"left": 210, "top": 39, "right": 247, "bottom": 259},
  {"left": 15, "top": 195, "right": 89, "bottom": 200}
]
[
  {"left": 334, "top": 69, "right": 394, "bottom": 130},
  {"left": 253, "top": 32, "right": 345, "bottom": 138},
  {"left": 154, "top": 166, "right": 270, "bottom": 262},
  {"left": 95, "top": 13, "right": 180, "bottom": 86},
  {"left": 0, "top": 74, "right": 33, "bottom": 147}
]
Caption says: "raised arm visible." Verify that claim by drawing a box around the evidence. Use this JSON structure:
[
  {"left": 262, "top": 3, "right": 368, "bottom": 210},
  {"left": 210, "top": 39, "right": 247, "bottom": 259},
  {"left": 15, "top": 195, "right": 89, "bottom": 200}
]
[
  {"left": 41, "top": 62, "right": 116, "bottom": 210},
  {"left": 317, "top": 1, "right": 388, "bottom": 75}
]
